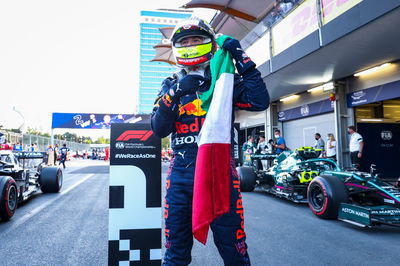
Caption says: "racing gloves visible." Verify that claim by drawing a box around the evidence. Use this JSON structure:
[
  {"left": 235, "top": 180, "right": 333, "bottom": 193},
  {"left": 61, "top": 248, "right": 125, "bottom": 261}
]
[
  {"left": 167, "top": 74, "right": 206, "bottom": 102},
  {"left": 157, "top": 74, "right": 206, "bottom": 112},
  {"left": 222, "top": 37, "right": 256, "bottom": 75}
]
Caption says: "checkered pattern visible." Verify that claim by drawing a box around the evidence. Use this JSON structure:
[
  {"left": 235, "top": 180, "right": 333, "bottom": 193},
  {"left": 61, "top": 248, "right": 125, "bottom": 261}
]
[{"left": 117, "top": 238, "right": 161, "bottom": 264}]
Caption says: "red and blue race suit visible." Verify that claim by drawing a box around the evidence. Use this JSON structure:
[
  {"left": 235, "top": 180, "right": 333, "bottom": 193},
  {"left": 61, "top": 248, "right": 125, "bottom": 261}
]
[{"left": 151, "top": 59, "right": 269, "bottom": 265}]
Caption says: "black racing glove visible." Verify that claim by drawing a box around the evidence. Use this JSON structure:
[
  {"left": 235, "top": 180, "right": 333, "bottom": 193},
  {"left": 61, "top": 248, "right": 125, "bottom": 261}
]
[
  {"left": 157, "top": 74, "right": 205, "bottom": 112},
  {"left": 222, "top": 37, "right": 256, "bottom": 75},
  {"left": 157, "top": 77, "right": 175, "bottom": 98},
  {"left": 168, "top": 74, "right": 206, "bottom": 102}
]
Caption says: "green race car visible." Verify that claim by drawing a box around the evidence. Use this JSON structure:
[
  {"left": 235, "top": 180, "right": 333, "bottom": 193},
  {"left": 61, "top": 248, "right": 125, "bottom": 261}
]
[{"left": 237, "top": 147, "right": 400, "bottom": 227}]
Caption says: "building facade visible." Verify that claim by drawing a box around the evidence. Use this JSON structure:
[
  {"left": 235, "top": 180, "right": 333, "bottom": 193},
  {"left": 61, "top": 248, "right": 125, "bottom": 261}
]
[
  {"left": 209, "top": 0, "right": 400, "bottom": 177},
  {"left": 138, "top": 9, "right": 192, "bottom": 114}
]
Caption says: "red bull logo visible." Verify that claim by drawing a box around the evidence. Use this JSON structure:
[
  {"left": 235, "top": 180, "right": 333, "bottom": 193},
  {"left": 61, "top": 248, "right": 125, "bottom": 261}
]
[
  {"left": 179, "top": 99, "right": 207, "bottom": 117},
  {"left": 175, "top": 117, "right": 205, "bottom": 134}
]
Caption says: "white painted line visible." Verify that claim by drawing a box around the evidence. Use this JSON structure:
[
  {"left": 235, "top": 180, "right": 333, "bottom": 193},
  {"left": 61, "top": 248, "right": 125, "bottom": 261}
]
[
  {"left": 1, "top": 174, "right": 95, "bottom": 235},
  {"left": 60, "top": 174, "right": 95, "bottom": 195}
]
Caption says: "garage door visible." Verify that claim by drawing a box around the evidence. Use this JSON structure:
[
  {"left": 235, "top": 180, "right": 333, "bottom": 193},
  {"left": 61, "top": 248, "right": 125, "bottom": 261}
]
[{"left": 282, "top": 113, "right": 335, "bottom": 150}]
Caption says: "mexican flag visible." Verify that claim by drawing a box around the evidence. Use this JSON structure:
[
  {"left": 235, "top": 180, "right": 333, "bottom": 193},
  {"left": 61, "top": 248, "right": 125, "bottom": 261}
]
[{"left": 192, "top": 35, "right": 235, "bottom": 244}]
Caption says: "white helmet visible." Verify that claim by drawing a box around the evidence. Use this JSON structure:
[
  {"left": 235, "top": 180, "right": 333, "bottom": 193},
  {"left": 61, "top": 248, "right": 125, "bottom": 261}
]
[{"left": 170, "top": 17, "right": 217, "bottom": 68}]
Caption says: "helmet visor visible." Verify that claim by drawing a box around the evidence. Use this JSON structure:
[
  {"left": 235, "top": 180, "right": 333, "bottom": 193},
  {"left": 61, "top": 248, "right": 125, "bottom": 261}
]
[
  {"left": 174, "top": 36, "right": 212, "bottom": 48},
  {"left": 173, "top": 42, "right": 213, "bottom": 59}
]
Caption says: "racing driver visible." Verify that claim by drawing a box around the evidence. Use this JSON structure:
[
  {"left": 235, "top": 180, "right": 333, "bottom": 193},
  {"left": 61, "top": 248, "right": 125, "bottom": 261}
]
[{"left": 151, "top": 17, "right": 270, "bottom": 265}]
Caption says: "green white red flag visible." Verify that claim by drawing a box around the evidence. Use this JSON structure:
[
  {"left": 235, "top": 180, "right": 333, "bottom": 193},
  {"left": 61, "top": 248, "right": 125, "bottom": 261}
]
[{"left": 192, "top": 35, "right": 236, "bottom": 244}]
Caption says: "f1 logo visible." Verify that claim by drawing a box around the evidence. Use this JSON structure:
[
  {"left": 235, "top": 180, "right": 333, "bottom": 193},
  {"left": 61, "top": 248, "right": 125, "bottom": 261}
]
[{"left": 116, "top": 130, "right": 153, "bottom": 141}]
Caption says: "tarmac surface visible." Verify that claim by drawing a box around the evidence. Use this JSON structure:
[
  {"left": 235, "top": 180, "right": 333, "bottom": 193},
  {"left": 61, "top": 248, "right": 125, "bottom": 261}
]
[{"left": 0, "top": 159, "right": 399, "bottom": 265}]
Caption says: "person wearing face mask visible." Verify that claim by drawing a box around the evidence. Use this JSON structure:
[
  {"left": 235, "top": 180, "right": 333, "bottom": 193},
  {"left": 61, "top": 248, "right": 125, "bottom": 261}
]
[
  {"left": 272, "top": 129, "right": 286, "bottom": 154},
  {"left": 313, "top": 133, "right": 325, "bottom": 156},
  {"left": 326, "top": 133, "right": 337, "bottom": 161}
]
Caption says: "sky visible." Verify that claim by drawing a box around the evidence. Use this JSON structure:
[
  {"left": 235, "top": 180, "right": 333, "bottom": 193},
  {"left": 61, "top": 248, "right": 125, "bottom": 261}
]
[{"left": 0, "top": 0, "right": 215, "bottom": 138}]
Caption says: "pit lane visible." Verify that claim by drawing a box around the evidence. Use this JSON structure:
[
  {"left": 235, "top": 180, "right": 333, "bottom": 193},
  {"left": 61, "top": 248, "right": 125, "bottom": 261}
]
[{"left": 0, "top": 160, "right": 398, "bottom": 265}]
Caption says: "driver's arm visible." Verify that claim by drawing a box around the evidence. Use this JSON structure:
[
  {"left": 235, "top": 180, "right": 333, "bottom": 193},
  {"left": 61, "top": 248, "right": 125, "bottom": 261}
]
[{"left": 151, "top": 78, "right": 179, "bottom": 138}]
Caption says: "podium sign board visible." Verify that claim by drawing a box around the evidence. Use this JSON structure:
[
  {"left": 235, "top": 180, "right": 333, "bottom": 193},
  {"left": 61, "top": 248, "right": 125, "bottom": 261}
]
[{"left": 109, "top": 123, "right": 161, "bottom": 265}]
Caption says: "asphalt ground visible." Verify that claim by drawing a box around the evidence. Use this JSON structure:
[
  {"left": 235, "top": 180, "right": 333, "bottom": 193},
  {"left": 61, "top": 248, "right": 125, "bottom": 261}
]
[
  {"left": 0, "top": 159, "right": 109, "bottom": 266},
  {"left": 0, "top": 159, "right": 399, "bottom": 265}
]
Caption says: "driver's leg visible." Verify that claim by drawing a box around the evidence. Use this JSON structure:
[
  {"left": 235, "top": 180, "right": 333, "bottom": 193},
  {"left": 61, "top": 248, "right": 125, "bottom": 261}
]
[{"left": 211, "top": 162, "right": 251, "bottom": 265}]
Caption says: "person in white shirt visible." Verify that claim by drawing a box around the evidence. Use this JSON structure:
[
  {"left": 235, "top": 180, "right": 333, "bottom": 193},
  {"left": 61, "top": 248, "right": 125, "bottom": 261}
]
[
  {"left": 257, "top": 135, "right": 273, "bottom": 170},
  {"left": 347, "top": 125, "right": 364, "bottom": 169},
  {"left": 326, "top": 133, "right": 337, "bottom": 161}
]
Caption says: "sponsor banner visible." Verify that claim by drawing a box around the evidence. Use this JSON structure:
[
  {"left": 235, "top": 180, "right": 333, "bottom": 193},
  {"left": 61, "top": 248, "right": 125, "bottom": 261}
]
[
  {"left": 347, "top": 80, "right": 400, "bottom": 107},
  {"left": 245, "top": 31, "right": 271, "bottom": 66},
  {"left": 272, "top": 0, "right": 319, "bottom": 56},
  {"left": 278, "top": 99, "right": 334, "bottom": 122},
  {"left": 51, "top": 112, "right": 150, "bottom": 129},
  {"left": 322, "top": 0, "right": 363, "bottom": 24},
  {"left": 109, "top": 123, "right": 161, "bottom": 265}
]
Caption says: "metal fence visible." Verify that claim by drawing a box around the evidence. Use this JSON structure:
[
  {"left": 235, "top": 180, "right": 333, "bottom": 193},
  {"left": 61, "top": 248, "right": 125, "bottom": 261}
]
[{"left": 1, "top": 130, "right": 90, "bottom": 152}]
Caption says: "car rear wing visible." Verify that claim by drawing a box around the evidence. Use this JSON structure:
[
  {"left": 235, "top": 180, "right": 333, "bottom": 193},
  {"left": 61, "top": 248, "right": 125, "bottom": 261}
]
[{"left": 13, "top": 151, "right": 46, "bottom": 159}]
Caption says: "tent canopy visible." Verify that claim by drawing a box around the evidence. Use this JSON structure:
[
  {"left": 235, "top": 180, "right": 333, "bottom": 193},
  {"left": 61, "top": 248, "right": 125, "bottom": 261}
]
[
  {"left": 151, "top": 45, "right": 175, "bottom": 65},
  {"left": 151, "top": 27, "right": 175, "bottom": 65},
  {"left": 183, "top": 0, "right": 275, "bottom": 22}
]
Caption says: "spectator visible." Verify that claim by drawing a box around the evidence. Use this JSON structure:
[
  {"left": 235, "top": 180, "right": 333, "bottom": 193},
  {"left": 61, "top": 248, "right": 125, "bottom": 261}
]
[
  {"left": 314, "top": 133, "right": 325, "bottom": 154},
  {"left": 270, "top": 2, "right": 283, "bottom": 24},
  {"left": 167, "top": 148, "right": 173, "bottom": 158},
  {"left": 29, "top": 144, "right": 35, "bottom": 151},
  {"left": 243, "top": 135, "right": 256, "bottom": 155},
  {"left": 272, "top": 129, "right": 286, "bottom": 154},
  {"left": 105, "top": 147, "right": 110, "bottom": 161},
  {"left": 46, "top": 145, "right": 55, "bottom": 166},
  {"left": 54, "top": 144, "right": 59, "bottom": 164},
  {"left": 257, "top": 135, "right": 274, "bottom": 170},
  {"left": 0, "top": 132, "right": 5, "bottom": 145},
  {"left": 267, "top": 139, "right": 275, "bottom": 153},
  {"left": 13, "top": 142, "right": 23, "bottom": 151},
  {"left": 59, "top": 143, "right": 69, "bottom": 169},
  {"left": 348, "top": 125, "right": 364, "bottom": 170},
  {"left": 256, "top": 135, "right": 266, "bottom": 153},
  {"left": 162, "top": 148, "right": 171, "bottom": 162},
  {"left": 326, "top": 133, "right": 337, "bottom": 161},
  {"left": 0, "top": 140, "right": 11, "bottom": 150},
  {"left": 279, "top": 0, "right": 294, "bottom": 14}
]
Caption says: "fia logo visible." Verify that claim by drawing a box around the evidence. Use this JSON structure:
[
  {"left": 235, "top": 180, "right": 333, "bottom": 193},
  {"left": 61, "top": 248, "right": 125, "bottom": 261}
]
[
  {"left": 115, "top": 142, "right": 125, "bottom": 149},
  {"left": 300, "top": 105, "right": 309, "bottom": 116},
  {"left": 381, "top": 130, "right": 392, "bottom": 141}
]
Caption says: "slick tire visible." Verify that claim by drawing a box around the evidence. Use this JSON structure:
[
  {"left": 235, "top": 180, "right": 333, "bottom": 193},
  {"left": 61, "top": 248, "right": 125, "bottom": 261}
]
[
  {"left": 236, "top": 166, "right": 256, "bottom": 192},
  {"left": 0, "top": 176, "right": 18, "bottom": 221},
  {"left": 307, "top": 175, "right": 348, "bottom": 219},
  {"left": 40, "top": 167, "right": 63, "bottom": 193}
]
